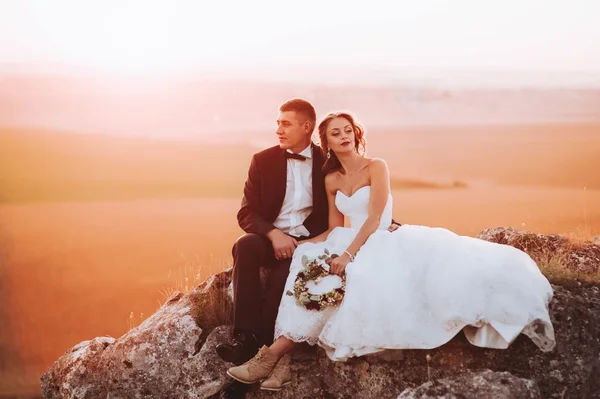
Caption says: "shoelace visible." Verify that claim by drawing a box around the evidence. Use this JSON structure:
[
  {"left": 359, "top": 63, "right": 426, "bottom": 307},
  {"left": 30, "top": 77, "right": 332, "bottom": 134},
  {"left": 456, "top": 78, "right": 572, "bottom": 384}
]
[{"left": 247, "top": 351, "right": 269, "bottom": 373}]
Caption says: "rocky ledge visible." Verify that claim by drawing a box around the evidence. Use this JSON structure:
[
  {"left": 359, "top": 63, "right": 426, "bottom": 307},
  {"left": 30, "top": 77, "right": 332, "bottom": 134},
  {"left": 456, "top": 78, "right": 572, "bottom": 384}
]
[{"left": 41, "top": 227, "right": 600, "bottom": 399}]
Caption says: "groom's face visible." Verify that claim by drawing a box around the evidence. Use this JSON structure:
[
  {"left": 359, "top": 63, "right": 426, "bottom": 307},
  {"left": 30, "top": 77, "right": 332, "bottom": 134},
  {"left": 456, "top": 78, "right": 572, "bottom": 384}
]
[{"left": 276, "top": 111, "right": 312, "bottom": 151}]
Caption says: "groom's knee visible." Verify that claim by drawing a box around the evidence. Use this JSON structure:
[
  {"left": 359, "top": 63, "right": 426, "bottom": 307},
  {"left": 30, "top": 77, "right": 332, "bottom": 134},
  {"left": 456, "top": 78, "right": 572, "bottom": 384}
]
[{"left": 232, "top": 233, "right": 265, "bottom": 260}]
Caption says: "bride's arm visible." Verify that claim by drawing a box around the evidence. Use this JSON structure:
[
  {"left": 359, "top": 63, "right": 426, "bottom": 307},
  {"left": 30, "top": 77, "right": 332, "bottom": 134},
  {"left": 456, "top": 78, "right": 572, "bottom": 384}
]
[
  {"left": 298, "top": 173, "right": 344, "bottom": 244},
  {"left": 330, "top": 159, "right": 390, "bottom": 274},
  {"left": 344, "top": 159, "right": 390, "bottom": 255}
]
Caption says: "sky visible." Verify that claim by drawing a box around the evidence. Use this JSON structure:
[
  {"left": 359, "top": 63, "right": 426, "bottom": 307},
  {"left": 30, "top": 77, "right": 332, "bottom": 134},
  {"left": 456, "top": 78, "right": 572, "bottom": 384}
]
[{"left": 0, "top": 0, "right": 599, "bottom": 81}]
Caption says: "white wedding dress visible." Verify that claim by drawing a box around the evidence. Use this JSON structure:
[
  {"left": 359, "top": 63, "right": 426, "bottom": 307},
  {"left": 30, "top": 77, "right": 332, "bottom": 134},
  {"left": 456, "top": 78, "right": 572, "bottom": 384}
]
[{"left": 274, "top": 186, "right": 555, "bottom": 361}]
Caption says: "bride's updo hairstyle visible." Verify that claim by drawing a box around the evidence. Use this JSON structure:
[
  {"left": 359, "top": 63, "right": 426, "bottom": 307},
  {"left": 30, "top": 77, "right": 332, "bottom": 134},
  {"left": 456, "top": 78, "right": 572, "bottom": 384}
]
[{"left": 318, "top": 112, "right": 367, "bottom": 175}]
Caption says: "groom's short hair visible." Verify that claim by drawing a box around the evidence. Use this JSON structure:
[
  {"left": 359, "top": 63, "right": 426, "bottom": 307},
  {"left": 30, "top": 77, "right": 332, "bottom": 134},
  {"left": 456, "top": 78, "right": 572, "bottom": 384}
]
[{"left": 279, "top": 98, "right": 317, "bottom": 133}]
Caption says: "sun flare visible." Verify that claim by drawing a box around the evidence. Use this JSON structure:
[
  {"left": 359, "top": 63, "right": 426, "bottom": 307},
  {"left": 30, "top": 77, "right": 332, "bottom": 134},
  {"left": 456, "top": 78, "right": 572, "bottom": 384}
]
[{"left": 17, "top": 1, "right": 281, "bottom": 76}]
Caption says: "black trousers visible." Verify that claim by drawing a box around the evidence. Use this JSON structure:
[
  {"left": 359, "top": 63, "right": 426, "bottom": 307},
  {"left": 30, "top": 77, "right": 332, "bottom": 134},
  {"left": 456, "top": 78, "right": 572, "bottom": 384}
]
[{"left": 231, "top": 233, "right": 293, "bottom": 345}]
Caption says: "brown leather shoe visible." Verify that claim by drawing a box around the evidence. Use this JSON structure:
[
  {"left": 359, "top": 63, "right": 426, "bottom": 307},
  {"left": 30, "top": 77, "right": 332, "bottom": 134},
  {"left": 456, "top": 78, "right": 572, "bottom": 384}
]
[
  {"left": 216, "top": 330, "right": 260, "bottom": 366},
  {"left": 260, "top": 353, "right": 291, "bottom": 391},
  {"left": 227, "top": 346, "right": 279, "bottom": 384}
]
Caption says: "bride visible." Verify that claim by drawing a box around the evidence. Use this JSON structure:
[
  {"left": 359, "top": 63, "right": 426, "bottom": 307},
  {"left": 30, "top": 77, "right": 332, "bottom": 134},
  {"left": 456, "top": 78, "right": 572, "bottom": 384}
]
[{"left": 226, "top": 112, "right": 555, "bottom": 391}]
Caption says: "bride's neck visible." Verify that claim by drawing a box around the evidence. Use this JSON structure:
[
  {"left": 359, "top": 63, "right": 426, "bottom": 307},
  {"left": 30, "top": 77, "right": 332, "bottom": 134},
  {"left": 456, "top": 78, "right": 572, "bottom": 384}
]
[{"left": 336, "top": 151, "right": 364, "bottom": 175}]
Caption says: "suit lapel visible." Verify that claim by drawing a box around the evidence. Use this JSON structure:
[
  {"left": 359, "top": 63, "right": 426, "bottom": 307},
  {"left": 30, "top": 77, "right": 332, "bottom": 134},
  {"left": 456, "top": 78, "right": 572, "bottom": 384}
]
[
  {"left": 311, "top": 142, "right": 325, "bottom": 206},
  {"left": 270, "top": 148, "right": 287, "bottom": 219}
]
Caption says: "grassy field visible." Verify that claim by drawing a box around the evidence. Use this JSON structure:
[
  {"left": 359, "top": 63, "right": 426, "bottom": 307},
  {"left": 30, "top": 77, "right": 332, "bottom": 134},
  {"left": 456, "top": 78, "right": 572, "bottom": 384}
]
[
  {"left": 1, "top": 124, "right": 599, "bottom": 396},
  {"left": 1, "top": 123, "right": 600, "bottom": 203}
]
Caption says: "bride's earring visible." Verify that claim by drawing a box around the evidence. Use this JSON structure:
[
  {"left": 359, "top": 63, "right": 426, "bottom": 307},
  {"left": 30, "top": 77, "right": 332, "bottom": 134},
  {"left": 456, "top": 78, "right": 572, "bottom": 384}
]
[{"left": 327, "top": 150, "right": 331, "bottom": 159}]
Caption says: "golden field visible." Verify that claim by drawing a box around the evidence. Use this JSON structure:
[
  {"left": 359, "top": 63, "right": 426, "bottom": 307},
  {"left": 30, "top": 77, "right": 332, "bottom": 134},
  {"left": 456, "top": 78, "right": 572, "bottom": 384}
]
[{"left": 1, "top": 123, "right": 599, "bottom": 396}]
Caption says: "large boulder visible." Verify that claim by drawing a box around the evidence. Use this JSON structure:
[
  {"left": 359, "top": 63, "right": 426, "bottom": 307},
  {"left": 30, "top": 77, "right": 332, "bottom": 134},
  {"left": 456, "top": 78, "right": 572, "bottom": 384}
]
[
  {"left": 41, "top": 281, "right": 600, "bottom": 399},
  {"left": 41, "top": 272, "right": 234, "bottom": 399},
  {"left": 397, "top": 370, "right": 541, "bottom": 399},
  {"left": 477, "top": 227, "right": 600, "bottom": 274},
  {"left": 41, "top": 228, "right": 600, "bottom": 399}
]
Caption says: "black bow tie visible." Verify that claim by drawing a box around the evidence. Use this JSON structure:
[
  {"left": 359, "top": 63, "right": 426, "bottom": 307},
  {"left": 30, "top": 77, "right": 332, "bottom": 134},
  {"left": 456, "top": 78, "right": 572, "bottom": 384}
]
[{"left": 285, "top": 152, "right": 307, "bottom": 161}]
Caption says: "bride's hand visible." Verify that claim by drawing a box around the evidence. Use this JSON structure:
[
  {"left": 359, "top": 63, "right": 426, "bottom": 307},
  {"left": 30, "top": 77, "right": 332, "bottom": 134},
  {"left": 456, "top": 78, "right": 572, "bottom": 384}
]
[{"left": 329, "top": 253, "right": 351, "bottom": 276}]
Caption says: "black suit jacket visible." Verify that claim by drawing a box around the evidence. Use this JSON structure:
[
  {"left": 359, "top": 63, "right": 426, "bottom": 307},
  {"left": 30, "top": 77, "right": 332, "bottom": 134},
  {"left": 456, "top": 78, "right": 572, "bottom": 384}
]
[{"left": 237, "top": 143, "right": 329, "bottom": 239}]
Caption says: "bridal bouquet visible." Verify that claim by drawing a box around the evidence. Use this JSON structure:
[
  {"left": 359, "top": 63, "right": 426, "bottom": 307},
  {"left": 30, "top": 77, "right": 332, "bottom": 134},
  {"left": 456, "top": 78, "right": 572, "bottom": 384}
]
[{"left": 286, "top": 248, "right": 346, "bottom": 311}]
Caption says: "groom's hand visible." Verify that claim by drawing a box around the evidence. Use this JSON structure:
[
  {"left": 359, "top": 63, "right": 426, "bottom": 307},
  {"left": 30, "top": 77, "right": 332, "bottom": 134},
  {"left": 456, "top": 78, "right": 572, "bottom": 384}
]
[{"left": 267, "top": 229, "right": 298, "bottom": 260}]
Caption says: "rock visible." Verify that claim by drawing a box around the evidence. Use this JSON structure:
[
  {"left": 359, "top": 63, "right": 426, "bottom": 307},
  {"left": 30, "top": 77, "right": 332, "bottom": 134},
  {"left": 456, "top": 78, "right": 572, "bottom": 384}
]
[
  {"left": 397, "top": 370, "right": 541, "bottom": 399},
  {"left": 188, "top": 269, "right": 234, "bottom": 334},
  {"left": 99, "top": 291, "right": 203, "bottom": 398},
  {"left": 40, "top": 337, "right": 114, "bottom": 399},
  {"left": 178, "top": 326, "right": 237, "bottom": 398},
  {"left": 594, "top": 235, "right": 600, "bottom": 246},
  {"left": 41, "top": 278, "right": 235, "bottom": 398},
  {"left": 41, "top": 229, "right": 600, "bottom": 399},
  {"left": 478, "top": 227, "right": 600, "bottom": 274}
]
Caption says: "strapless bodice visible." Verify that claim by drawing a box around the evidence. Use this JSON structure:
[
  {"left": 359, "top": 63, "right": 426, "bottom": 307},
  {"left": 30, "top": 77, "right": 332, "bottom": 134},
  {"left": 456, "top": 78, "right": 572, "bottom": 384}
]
[{"left": 334, "top": 186, "right": 393, "bottom": 230}]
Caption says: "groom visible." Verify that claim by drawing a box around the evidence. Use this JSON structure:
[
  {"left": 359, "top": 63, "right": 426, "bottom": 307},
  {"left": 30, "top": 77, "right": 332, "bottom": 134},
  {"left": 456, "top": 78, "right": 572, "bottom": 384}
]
[{"left": 216, "top": 98, "right": 328, "bottom": 397}]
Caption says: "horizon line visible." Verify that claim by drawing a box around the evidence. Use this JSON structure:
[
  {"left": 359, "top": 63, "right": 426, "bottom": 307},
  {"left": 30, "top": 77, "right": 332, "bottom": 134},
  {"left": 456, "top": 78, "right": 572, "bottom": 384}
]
[{"left": 2, "top": 62, "right": 600, "bottom": 89}]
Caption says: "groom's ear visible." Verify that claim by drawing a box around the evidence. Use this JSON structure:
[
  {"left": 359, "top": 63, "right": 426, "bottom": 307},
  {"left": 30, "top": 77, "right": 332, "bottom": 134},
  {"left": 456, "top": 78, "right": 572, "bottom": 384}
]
[{"left": 304, "top": 119, "right": 313, "bottom": 134}]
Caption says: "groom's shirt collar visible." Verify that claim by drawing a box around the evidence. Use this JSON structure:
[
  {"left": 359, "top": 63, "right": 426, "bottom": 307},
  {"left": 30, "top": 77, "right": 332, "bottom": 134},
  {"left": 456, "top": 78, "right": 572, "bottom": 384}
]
[{"left": 286, "top": 144, "right": 313, "bottom": 159}]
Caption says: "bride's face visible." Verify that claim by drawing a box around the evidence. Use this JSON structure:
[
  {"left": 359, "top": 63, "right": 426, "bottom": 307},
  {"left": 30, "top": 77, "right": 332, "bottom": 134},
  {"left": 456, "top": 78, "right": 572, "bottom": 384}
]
[{"left": 326, "top": 117, "right": 355, "bottom": 155}]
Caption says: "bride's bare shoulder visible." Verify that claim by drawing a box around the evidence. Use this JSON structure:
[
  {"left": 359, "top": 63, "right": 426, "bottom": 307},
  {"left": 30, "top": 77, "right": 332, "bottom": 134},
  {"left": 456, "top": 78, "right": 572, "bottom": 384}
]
[
  {"left": 366, "top": 158, "right": 390, "bottom": 185},
  {"left": 366, "top": 157, "right": 387, "bottom": 165},
  {"left": 367, "top": 158, "right": 389, "bottom": 171},
  {"left": 325, "top": 171, "right": 343, "bottom": 191}
]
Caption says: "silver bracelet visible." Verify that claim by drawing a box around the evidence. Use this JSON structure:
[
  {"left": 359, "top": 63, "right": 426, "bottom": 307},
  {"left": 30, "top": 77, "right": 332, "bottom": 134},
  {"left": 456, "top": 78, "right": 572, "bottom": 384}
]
[{"left": 344, "top": 250, "right": 355, "bottom": 262}]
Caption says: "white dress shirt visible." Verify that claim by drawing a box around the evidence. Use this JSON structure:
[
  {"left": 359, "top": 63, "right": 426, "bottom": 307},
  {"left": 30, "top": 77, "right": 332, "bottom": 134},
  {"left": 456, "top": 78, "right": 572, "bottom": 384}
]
[{"left": 273, "top": 144, "right": 313, "bottom": 237}]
